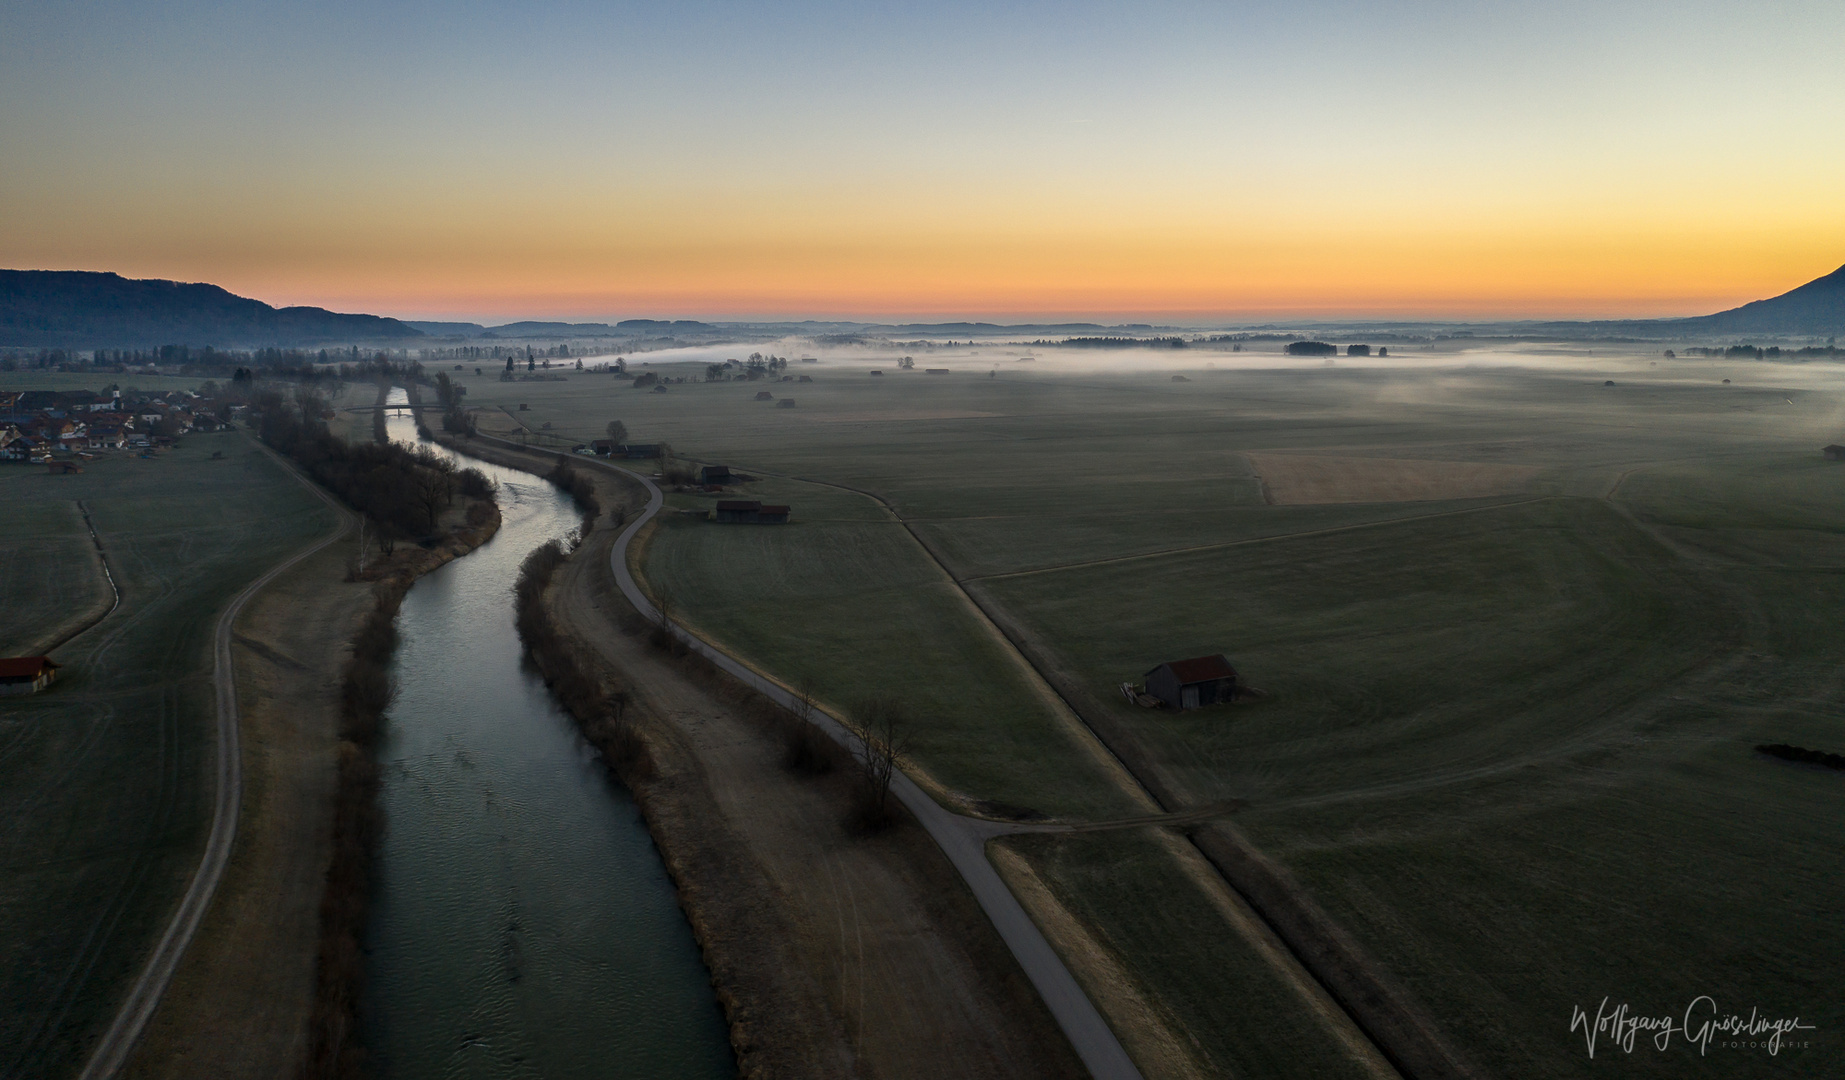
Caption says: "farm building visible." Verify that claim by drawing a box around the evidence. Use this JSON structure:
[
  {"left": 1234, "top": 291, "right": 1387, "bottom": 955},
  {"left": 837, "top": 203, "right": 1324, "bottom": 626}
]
[
  {"left": 926, "top": 368, "right": 950, "bottom": 375},
  {"left": 713, "top": 500, "right": 790, "bottom": 524},
  {"left": 1824, "top": 445, "right": 1845, "bottom": 461},
  {"left": 755, "top": 391, "right": 775, "bottom": 401},
  {"left": 47, "top": 460, "right": 82, "bottom": 475},
  {"left": 777, "top": 398, "right": 796, "bottom": 408},
  {"left": 1144, "top": 654, "right": 1238, "bottom": 710},
  {"left": 590, "top": 439, "right": 613, "bottom": 455},
  {"left": 700, "top": 465, "right": 733, "bottom": 484},
  {"left": 0, "top": 657, "right": 60, "bottom": 696},
  {"left": 615, "top": 443, "right": 662, "bottom": 458}
]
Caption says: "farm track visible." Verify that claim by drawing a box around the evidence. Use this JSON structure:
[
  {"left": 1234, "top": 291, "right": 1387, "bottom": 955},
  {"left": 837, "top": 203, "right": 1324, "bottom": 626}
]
[
  {"left": 470, "top": 433, "right": 1146, "bottom": 1080},
  {"left": 76, "top": 438, "right": 354, "bottom": 1080}
]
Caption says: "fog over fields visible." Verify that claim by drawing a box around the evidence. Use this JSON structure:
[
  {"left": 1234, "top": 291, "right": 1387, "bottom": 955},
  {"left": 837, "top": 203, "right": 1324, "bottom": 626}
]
[{"left": 440, "top": 337, "right": 1841, "bottom": 1077}]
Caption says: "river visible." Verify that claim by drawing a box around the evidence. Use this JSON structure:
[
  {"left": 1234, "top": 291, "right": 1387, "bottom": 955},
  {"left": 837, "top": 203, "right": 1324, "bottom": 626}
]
[{"left": 362, "top": 397, "right": 733, "bottom": 1078}]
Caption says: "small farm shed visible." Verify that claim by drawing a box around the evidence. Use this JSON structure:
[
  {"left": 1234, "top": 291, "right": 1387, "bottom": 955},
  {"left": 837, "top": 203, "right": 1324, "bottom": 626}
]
[
  {"left": 591, "top": 439, "right": 613, "bottom": 455},
  {"left": 617, "top": 443, "right": 662, "bottom": 459},
  {"left": 701, "top": 465, "right": 733, "bottom": 484},
  {"left": 926, "top": 368, "right": 950, "bottom": 375},
  {"left": 47, "top": 460, "right": 82, "bottom": 474},
  {"left": 0, "top": 657, "right": 60, "bottom": 696},
  {"left": 754, "top": 391, "right": 774, "bottom": 401},
  {"left": 1144, "top": 654, "right": 1238, "bottom": 710},
  {"left": 713, "top": 500, "right": 790, "bottom": 524},
  {"left": 1824, "top": 445, "right": 1845, "bottom": 461}
]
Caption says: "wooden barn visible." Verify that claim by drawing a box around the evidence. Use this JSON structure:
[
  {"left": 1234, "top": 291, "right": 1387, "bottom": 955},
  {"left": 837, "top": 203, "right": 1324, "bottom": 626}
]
[
  {"left": 0, "top": 657, "right": 60, "bottom": 696},
  {"left": 754, "top": 391, "right": 775, "bottom": 401},
  {"left": 700, "top": 464, "right": 733, "bottom": 484},
  {"left": 1823, "top": 444, "right": 1845, "bottom": 461},
  {"left": 713, "top": 500, "right": 790, "bottom": 524},
  {"left": 1144, "top": 654, "right": 1238, "bottom": 710}
]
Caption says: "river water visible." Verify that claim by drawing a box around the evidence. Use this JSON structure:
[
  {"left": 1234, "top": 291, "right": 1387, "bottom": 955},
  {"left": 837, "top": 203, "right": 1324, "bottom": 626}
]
[{"left": 362, "top": 401, "right": 733, "bottom": 1078}]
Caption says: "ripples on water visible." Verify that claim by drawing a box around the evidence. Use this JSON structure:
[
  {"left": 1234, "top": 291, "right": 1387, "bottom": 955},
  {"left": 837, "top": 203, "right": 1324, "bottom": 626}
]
[{"left": 363, "top": 407, "right": 733, "bottom": 1079}]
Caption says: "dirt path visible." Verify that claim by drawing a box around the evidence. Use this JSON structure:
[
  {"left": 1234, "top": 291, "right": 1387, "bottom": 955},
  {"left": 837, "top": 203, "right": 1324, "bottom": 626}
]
[
  {"left": 534, "top": 456, "right": 1092, "bottom": 1079},
  {"left": 122, "top": 526, "right": 371, "bottom": 1079},
  {"left": 80, "top": 441, "right": 356, "bottom": 1080}
]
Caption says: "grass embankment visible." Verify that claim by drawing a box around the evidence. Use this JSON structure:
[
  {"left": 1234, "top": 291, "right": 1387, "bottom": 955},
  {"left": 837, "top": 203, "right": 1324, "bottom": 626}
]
[
  {"left": 0, "top": 435, "right": 333, "bottom": 1079},
  {"left": 511, "top": 539, "right": 650, "bottom": 779}
]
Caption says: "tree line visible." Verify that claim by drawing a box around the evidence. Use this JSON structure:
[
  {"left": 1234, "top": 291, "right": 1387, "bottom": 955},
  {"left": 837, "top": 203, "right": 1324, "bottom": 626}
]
[{"left": 256, "top": 389, "right": 493, "bottom": 539}]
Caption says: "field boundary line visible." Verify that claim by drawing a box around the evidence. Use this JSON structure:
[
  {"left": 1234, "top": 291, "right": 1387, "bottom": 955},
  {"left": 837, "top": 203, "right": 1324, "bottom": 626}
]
[
  {"left": 79, "top": 437, "right": 355, "bottom": 1080},
  {"left": 966, "top": 496, "right": 1558, "bottom": 583},
  {"left": 36, "top": 500, "right": 124, "bottom": 657}
]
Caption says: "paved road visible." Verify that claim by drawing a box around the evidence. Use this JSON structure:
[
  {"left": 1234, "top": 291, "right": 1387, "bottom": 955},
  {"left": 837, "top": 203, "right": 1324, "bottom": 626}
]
[
  {"left": 576, "top": 450, "right": 1145, "bottom": 1080},
  {"left": 79, "top": 441, "right": 355, "bottom": 1080}
]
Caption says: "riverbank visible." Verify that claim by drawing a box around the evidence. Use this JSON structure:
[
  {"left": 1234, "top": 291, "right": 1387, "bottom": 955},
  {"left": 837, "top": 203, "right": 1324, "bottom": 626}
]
[
  {"left": 435, "top": 431, "right": 1086, "bottom": 1079},
  {"left": 125, "top": 449, "right": 501, "bottom": 1080}
]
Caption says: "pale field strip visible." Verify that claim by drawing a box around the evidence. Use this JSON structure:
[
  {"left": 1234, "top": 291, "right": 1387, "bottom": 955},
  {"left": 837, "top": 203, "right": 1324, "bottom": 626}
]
[{"left": 1243, "top": 453, "right": 1543, "bottom": 506}]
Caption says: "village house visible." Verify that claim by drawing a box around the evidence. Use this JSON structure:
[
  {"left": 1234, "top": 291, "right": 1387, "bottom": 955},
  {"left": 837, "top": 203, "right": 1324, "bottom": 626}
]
[
  {"left": 1143, "top": 654, "right": 1239, "bottom": 710},
  {"left": 0, "top": 657, "right": 60, "bottom": 696},
  {"left": 87, "top": 424, "right": 127, "bottom": 450},
  {"left": 1, "top": 433, "right": 39, "bottom": 462}
]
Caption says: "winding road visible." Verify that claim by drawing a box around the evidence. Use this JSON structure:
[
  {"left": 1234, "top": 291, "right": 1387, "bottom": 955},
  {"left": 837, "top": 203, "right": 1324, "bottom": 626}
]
[
  {"left": 579, "top": 451, "right": 1147, "bottom": 1080},
  {"left": 78, "top": 440, "right": 355, "bottom": 1080}
]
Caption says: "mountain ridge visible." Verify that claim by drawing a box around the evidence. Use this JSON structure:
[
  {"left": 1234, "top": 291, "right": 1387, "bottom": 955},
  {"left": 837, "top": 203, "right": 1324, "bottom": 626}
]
[{"left": 0, "top": 270, "right": 423, "bottom": 348}]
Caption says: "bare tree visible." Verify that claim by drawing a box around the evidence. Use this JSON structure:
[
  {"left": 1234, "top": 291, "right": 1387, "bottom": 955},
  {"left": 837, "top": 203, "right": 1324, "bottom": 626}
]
[
  {"left": 606, "top": 419, "right": 628, "bottom": 445},
  {"left": 414, "top": 468, "right": 454, "bottom": 531},
  {"left": 849, "top": 697, "right": 909, "bottom": 830}
]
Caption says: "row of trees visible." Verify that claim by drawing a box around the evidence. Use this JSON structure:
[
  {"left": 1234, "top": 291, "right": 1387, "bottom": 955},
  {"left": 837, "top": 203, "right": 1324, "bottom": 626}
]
[{"left": 257, "top": 389, "right": 492, "bottom": 536}]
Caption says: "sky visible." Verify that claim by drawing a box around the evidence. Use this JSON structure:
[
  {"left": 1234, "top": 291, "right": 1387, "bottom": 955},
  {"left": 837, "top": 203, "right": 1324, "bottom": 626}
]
[{"left": 3, "top": 0, "right": 1843, "bottom": 323}]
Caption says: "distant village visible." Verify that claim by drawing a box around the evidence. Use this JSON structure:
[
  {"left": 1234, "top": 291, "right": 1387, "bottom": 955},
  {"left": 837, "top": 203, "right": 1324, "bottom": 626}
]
[{"left": 0, "top": 387, "right": 236, "bottom": 464}]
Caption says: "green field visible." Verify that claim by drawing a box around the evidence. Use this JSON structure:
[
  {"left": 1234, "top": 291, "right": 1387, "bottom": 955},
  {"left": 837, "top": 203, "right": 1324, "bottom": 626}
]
[
  {"left": 0, "top": 432, "right": 336, "bottom": 1078},
  {"left": 641, "top": 476, "right": 1142, "bottom": 818},
  {"left": 467, "top": 344, "right": 1845, "bottom": 1078}
]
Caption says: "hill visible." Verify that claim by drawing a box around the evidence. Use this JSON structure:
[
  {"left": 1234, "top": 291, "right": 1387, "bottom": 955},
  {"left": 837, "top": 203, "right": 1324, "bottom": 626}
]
[
  {"left": 1688, "top": 262, "right": 1845, "bottom": 336},
  {"left": 485, "top": 321, "right": 624, "bottom": 337},
  {"left": 403, "top": 320, "right": 488, "bottom": 337},
  {"left": 0, "top": 270, "right": 423, "bottom": 348}
]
